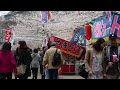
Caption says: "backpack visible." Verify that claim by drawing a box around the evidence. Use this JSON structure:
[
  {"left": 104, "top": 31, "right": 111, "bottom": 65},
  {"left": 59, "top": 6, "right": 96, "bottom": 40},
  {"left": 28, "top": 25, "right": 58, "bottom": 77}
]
[{"left": 52, "top": 49, "right": 61, "bottom": 66}]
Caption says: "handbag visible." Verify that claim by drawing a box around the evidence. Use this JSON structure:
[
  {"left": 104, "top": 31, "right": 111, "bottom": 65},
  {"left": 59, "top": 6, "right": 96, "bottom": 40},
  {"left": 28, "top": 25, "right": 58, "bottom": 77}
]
[
  {"left": 16, "top": 64, "right": 26, "bottom": 76},
  {"left": 78, "top": 63, "right": 88, "bottom": 79}
]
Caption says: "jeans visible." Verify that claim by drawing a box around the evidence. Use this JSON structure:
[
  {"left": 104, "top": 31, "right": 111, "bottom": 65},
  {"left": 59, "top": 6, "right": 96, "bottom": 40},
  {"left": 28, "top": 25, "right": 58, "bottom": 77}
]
[
  {"left": 0, "top": 73, "right": 12, "bottom": 79},
  {"left": 48, "top": 69, "right": 58, "bottom": 79},
  {"left": 44, "top": 68, "right": 49, "bottom": 79}
]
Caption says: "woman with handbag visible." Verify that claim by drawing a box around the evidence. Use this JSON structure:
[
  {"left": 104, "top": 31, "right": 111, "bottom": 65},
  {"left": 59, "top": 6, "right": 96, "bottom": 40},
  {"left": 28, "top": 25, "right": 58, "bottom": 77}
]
[
  {"left": 85, "top": 38, "right": 106, "bottom": 79},
  {"left": 15, "top": 41, "right": 32, "bottom": 79},
  {"left": 0, "top": 42, "right": 17, "bottom": 79}
]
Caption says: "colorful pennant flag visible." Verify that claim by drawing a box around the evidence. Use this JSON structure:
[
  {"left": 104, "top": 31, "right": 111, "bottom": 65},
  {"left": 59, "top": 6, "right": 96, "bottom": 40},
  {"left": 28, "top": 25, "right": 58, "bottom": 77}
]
[
  {"left": 41, "top": 11, "right": 52, "bottom": 24},
  {"left": 5, "top": 28, "right": 12, "bottom": 42},
  {"left": 41, "top": 11, "right": 48, "bottom": 24},
  {"left": 48, "top": 11, "right": 52, "bottom": 20}
]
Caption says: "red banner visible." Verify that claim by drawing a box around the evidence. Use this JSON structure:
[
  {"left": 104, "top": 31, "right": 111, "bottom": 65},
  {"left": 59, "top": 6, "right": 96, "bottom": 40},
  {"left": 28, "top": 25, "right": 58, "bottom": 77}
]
[
  {"left": 49, "top": 36, "right": 83, "bottom": 57},
  {"left": 5, "top": 28, "right": 12, "bottom": 42}
]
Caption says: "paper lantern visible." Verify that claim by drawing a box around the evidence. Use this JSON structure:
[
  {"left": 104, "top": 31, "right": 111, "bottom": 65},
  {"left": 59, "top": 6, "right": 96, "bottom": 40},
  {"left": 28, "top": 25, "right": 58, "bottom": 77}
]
[{"left": 85, "top": 24, "right": 92, "bottom": 40}]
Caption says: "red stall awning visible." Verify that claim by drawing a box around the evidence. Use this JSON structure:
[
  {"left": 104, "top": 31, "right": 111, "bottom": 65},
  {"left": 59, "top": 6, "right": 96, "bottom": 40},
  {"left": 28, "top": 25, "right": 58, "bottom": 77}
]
[{"left": 49, "top": 36, "right": 83, "bottom": 57}]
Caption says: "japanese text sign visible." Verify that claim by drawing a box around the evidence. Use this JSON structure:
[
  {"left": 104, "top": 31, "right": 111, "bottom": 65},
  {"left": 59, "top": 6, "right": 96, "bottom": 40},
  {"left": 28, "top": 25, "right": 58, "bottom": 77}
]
[
  {"left": 92, "top": 16, "right": 111, "bottom": 42},
  {"left": 49, "top": 36, "right": 83, "bottom": 57},
  {"left": 111, "top": 13, "right": 120, "bottom": 39}
]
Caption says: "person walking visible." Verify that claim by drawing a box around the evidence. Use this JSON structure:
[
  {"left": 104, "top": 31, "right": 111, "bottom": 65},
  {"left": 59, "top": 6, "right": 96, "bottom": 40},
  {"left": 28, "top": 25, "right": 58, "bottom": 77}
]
[
  {"left": 15, "top": 41, "right": 32, "bottom": 79},
  {"left": 0, "top": 42, "right": 17, "bottom": 79},
  {"left": 40, "top": 42, "right": 51, "bottom": 79},
  {"left": 85, "top": 38, "right": 106, "bottom": 79},
  {"left": 103, "top": 34, "right": 120, "bottom": 79},
  {"left": 31, "top": 48, "right": 41, "bottom": 79},
  {"left": 43, "top": 42, "right": 63, "bottom": 79},
  {"left": 39, "top": 46, "right": 46, "bottom": 79}
]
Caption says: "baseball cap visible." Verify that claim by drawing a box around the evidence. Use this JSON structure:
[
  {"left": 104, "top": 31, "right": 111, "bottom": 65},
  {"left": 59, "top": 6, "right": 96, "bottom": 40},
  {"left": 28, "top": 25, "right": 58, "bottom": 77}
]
[
  {"left": 109, "top": 34, "right": 117, "bottom": 39},
  {"left": 50, "top": 42, "right": 56, "bottom": 46}
]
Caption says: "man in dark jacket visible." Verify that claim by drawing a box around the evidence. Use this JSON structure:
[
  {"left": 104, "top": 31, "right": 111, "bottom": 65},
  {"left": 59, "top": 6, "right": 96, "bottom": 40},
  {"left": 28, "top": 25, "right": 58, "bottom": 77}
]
[{"left": 103, "top": 34, "right": 120, "bottom": 79}]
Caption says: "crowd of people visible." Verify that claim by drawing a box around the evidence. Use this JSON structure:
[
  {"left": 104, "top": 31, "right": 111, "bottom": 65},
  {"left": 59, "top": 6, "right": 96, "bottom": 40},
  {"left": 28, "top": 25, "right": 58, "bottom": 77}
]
[
  {"left": 0, "top": 33, "right": 120, "bottom": 79},
  {"left": 0, "top": 40, "right": 63, "bottom": 79}
]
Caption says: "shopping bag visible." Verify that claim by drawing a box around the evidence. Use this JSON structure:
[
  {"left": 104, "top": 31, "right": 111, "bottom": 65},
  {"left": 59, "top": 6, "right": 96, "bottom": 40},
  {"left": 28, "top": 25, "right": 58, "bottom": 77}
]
[{"left": 16, "top": 64, "right": 26, "bottom": 76}]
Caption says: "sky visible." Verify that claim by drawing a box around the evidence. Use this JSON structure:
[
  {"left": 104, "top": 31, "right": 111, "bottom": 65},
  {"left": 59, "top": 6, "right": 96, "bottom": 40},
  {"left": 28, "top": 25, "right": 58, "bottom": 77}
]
[{"left": 0, "top": 11, "right": 10, "bottom": 16}]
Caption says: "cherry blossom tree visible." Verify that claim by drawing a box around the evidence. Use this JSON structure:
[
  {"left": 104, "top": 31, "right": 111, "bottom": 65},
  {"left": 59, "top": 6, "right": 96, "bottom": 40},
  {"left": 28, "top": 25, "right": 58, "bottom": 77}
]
[{"left": 2, "top": 11, "right": 105, "bottom": 49}]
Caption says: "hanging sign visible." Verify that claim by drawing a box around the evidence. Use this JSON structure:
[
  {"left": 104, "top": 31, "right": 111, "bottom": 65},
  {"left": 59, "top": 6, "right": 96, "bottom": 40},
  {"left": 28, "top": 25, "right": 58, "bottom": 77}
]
[
  {"left": 92, "top": 16, "right": 111, "bottom": 43},
  {"left": 49, "top": 36, "right": 83, "bottom": 57},
  {"left": 5, "top": 28, "right": 12, "bottom": 42},
  {"left": 110, "top": 13, "right": 120, "bottom": 43}
]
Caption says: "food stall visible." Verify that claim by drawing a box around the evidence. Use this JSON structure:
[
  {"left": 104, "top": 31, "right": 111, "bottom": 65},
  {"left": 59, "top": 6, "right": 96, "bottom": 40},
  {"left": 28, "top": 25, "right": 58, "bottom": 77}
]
[{"left": 61, "top": 52, "right": 76, "bottom": 75}]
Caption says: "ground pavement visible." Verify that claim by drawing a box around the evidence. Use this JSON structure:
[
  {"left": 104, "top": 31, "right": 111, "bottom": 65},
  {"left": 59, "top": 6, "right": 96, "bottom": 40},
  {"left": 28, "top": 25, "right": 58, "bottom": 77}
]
[
  {"left": 28, "top": 74, "right": 84, "bottom": 79},
  {"left": 12, "top": 72, "right": 84, "bottom": 79}
]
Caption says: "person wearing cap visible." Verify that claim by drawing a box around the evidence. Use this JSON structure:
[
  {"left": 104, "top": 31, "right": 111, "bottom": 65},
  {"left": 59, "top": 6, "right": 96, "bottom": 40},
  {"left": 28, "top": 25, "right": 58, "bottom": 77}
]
[
  {"left": 103, "top": 34, "right": 120, "bottom": 79},
  {"left": 42, "top": 42, "right": 63, "bottom": 79}
]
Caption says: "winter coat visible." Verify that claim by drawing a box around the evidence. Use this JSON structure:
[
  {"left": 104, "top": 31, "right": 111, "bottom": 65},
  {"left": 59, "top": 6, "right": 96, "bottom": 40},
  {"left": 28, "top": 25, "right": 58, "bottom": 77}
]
[{"left": 0, "top": 50, "right": 17, "bottom": 73}]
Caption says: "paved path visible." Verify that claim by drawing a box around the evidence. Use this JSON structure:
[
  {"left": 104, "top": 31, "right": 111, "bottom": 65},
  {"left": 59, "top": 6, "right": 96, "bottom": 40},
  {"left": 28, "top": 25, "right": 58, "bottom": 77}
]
[
  {"left": 28, "top": 75, "right": 84, "bottom": 79},
  {"left": 13, "top": 73, "right": 84, "bottom": 79},
  {"left": 59, "top": 75, "right": 84, "bottom": 79},
  {"left": 12, "top": 69, "right": 84, "bottom": 79}
]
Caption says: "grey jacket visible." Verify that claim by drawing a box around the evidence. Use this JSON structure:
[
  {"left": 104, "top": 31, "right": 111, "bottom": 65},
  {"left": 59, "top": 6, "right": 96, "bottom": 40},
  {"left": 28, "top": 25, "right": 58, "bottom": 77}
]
[{"left": 31, "top": 53, "right": 41, "bottom": 68}]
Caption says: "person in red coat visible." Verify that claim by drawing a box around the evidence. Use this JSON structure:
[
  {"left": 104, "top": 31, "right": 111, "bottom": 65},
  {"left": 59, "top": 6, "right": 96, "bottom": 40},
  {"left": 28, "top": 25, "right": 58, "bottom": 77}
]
[{"left": 0, "top": 42, "right": 17, "bottom": 79}]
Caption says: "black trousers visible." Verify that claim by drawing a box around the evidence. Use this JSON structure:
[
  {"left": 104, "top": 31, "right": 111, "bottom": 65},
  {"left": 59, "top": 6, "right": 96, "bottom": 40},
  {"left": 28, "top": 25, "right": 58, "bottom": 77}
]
[
  {"left": 0, "top": 73, "right": 12, "bottom": 79},
  {"left": 31, "top": 68, "right": 38, "bottom": 79},
  {"left": 40, "top": 64, "right": 45, "bottom": 79},
  {"left": 18, "top": 76, "right": 28, "bottom": 79}
]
